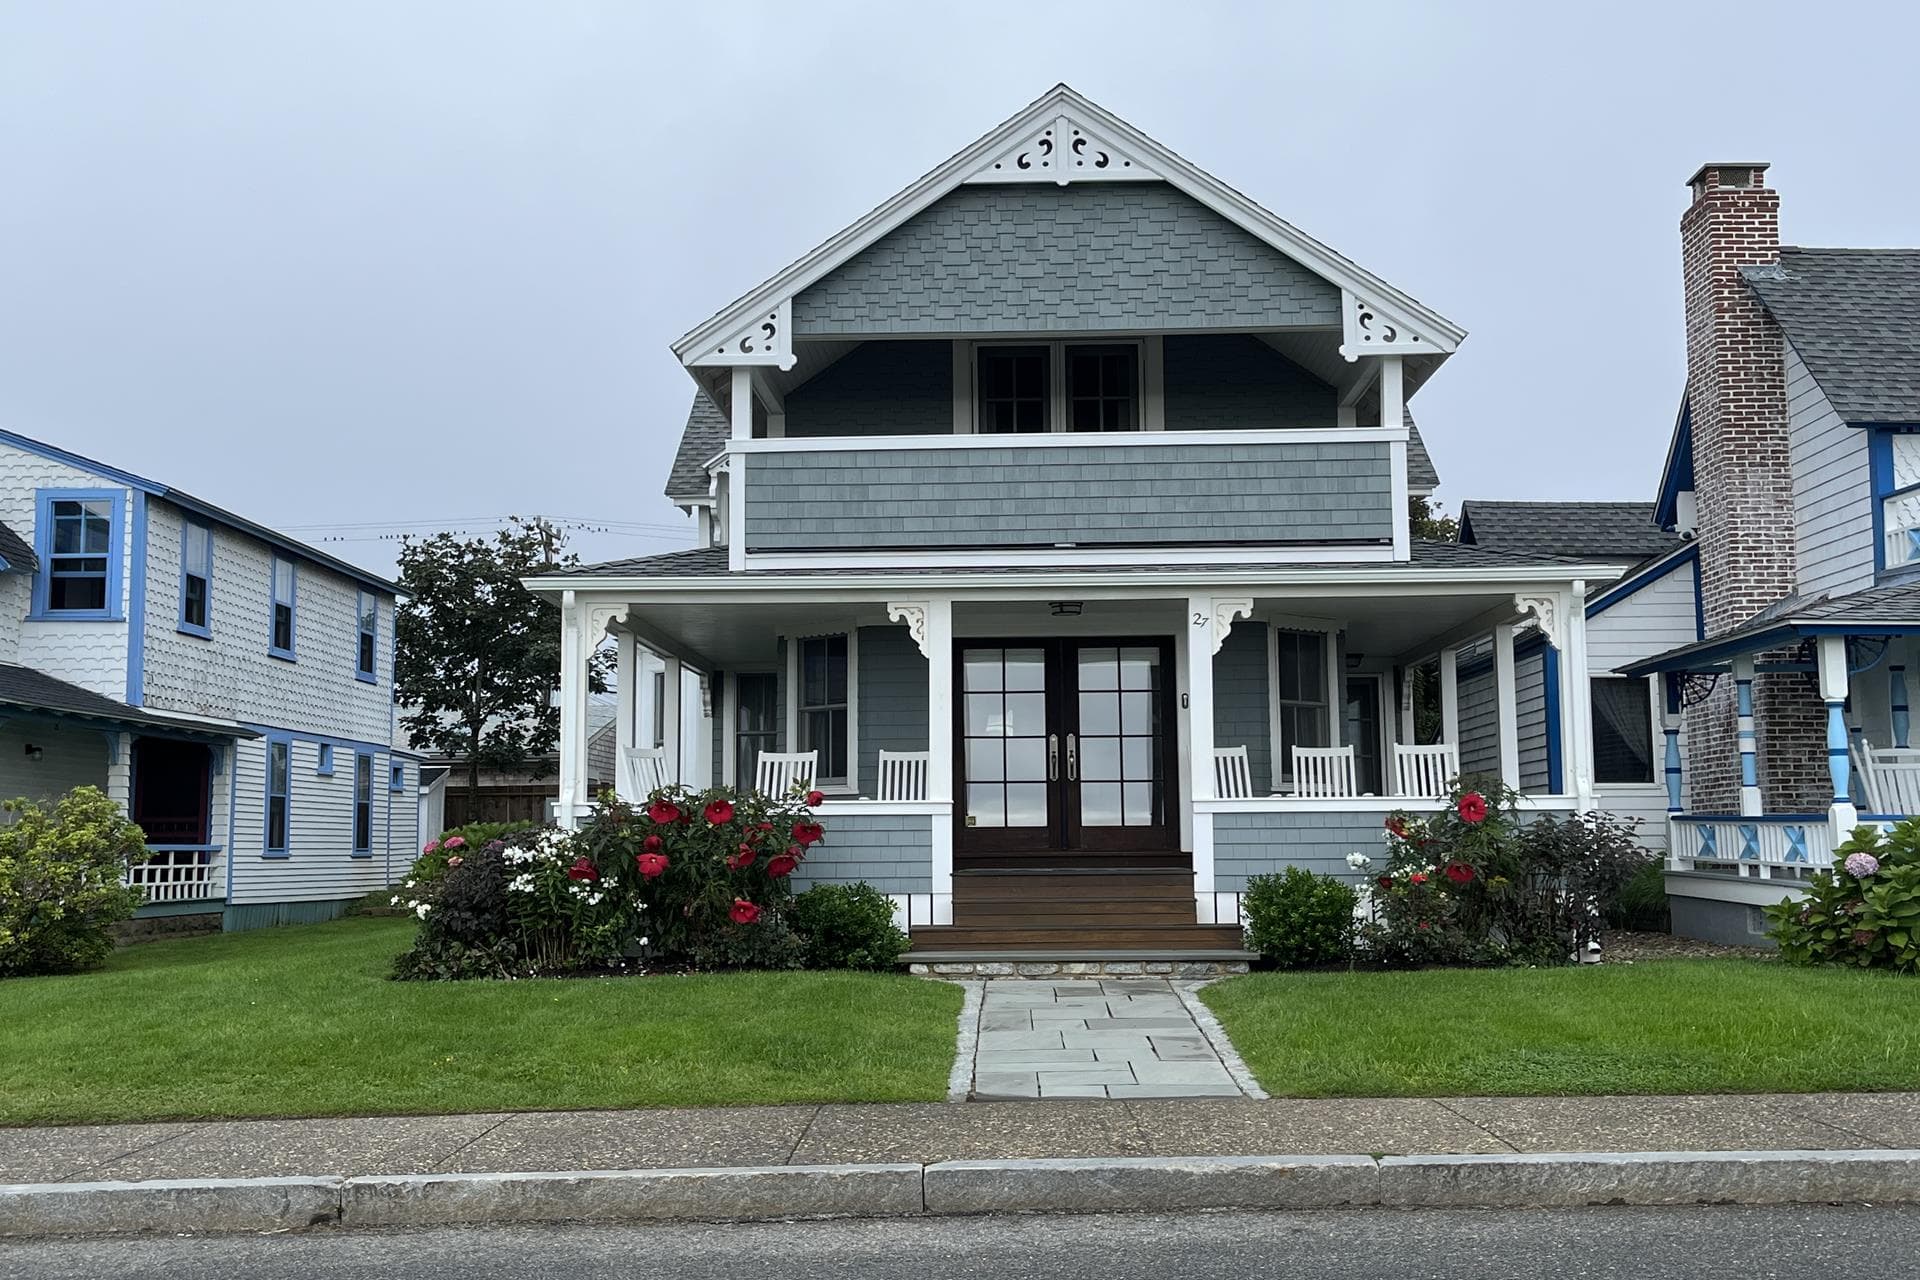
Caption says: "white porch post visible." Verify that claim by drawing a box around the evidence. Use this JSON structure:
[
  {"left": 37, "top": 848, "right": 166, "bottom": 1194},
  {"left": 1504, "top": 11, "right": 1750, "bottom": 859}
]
[
  {"left": 615, "top": 631, "right": 637, "bottom": 753},
  {"left": 1493, "top": 623, "right": 1520, "bottom": 790},
  {"left": 1732, "top": 654, "right": 1762, "bottom": 817},
  {"left": 1380, "top": 355, "right": 1409, "bottom": 561},
  {"left": 1439, "top": 647, "right": 1460, "bottom": 745},
  {"left": 555, "top": 591, "right": 591, "bottom": 828},
  {"left": 1817, "top": 635, "right": 1858, "bottom": 837},
  {"left": 1396, "top": 668, "right": 1415, "bottom": 745},
  {"left": 925, "top": 599, "right": 954, "bottom": 925},
  {"left": 1561, "top": 582, "right": 1595, "bottom": 810},
  {"left": 662, "top": 656, "right": 684, "bottom": 783},
  {"left": 1186, "top": 595, "right": 1219, "bottom": 922}
]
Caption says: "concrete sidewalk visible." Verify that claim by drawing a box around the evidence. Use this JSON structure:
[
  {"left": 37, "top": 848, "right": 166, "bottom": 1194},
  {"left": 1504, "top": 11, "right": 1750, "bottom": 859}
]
[{"left": 8, "top": 1092, "right": 1920, "bottom": 1185}]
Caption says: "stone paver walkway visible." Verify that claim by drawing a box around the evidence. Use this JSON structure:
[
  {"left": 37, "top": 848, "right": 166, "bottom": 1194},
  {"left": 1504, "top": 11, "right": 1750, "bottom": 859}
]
[{"left": 970, "top": 980, "right": 1243, "bottom": 1099}]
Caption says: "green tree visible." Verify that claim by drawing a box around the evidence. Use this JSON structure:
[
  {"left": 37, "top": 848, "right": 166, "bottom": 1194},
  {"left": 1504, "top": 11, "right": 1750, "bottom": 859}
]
[
  {"left": 1409, "top": 495, "right": 1459, "bottom": 542},
  {"left": 395, "top": 518, "right": 610, "bottom": 793}
]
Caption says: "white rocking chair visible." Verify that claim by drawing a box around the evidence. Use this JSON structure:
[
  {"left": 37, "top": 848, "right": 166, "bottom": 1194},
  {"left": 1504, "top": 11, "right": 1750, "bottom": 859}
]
[
  {"left": 1213, "top": 746, "right": 1253, "bottom": 799},
  {"left": 754, "top": 750, "right": 818, "bottom": 798},
  {"left": 619, "top": 747, "right": 671, "bottom": 800},
  {"left": 1854, "top": 732, "right": 1920, "bottom": 817},
  {"left": 1391, "top": 743, "right": 1459, "bottom": 799},
  {"left": 877, "top": 750, "right": 928, "bottom": 802},
  {"left": 1291, "top": 745, "right": 1358, "bottom": 798}
]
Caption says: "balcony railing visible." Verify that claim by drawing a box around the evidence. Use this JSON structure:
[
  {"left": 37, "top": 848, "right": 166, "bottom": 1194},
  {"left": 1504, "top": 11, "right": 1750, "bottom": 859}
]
[
  {"left": 1884, "top": 487, "right": 1920, "bottom": 570},
  {"left": 127, "top": 845, "right": 225, "bottom": 903}
]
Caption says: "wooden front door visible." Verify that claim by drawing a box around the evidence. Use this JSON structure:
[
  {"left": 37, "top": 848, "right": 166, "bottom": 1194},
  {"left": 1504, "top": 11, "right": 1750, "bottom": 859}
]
[{"left": 955, "top": 638, "right": 1176, "bottom": 857}]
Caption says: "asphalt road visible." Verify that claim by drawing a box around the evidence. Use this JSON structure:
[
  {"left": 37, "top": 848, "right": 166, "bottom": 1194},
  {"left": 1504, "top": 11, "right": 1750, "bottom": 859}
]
[{"left": 4, "top": 1204, "right": 1914, "bottom": 1279}]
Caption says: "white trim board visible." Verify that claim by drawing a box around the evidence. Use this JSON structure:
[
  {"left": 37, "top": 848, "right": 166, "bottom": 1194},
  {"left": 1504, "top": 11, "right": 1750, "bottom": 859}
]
[{"left": 724, "top": 425, "right": 1406, "bottom": 453}]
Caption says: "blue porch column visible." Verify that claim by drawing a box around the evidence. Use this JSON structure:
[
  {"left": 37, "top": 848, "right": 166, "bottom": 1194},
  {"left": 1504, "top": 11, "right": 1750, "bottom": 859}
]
[
  {"left": 1817, "top": 635, "right": 1859, "bottom": 836},
  {"left": 1893, "top": 664, "right": 1911, "bottom": 749},
  {"left": 1732, "top": 655, "right": 1762, "bottom": 817},
  {"left": 1661, "top": 672, "right": 1684, "bottom": 813}
]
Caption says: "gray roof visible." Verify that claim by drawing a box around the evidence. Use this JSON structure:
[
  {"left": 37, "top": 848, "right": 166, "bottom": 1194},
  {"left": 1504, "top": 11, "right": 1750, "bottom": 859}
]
[
  {"left": 1621, "top": 579, "right": 1920, "bottom": 676},
  {"left": 1456, "top": 500, "right": 1680, "bottom": 561},
  {"left": 1744, "top": 248, "right": 1920, "bottom": 423},
  {"left": 554, "top": 539, "right": 1570, "bottom": 581},
  {"left": 0, "top": 521, "right": 36, "bottom": 573},
  {"left": 664, "top": 391, "right": 1442, "bottom": 499},
  {"left": 0, "top": 661, "right": 255, "bottom": 737}
]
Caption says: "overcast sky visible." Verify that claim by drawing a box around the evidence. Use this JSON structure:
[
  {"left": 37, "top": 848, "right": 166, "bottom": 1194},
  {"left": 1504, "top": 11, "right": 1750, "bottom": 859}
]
[{"left": 2, "top": 1, "right": 1915, "bottom": 575}]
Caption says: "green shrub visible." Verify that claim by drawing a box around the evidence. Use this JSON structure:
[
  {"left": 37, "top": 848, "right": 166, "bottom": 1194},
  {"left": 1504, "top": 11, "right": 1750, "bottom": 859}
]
[
  {"left": 408, "top": 821, "right": 536, "bottom": 888},
  {"left": 790, "top": 882, "right": 910, "bottom": 970},
  {"left": 1243, "top": 867, "right": 1357, "bottom": 968},
  {"left": 687, "top": 914, "right": 806, "bottom": 971},
  {"left": 0, "top": 786, "right": 149, "bottom": 977},
  {"left": 1766, "top": 820, "right": 1920, "bottom": 971},
  {"left": 1606, "top": 860, "right": 1671, "bottom": 932}
]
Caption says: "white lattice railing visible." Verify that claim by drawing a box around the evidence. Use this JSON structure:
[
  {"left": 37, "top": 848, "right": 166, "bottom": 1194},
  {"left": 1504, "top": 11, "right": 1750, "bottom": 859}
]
[
  {"left": 127, "top": 845, "right": 224, "bottom": 903},
  {"left": 1667, "top": 816, "right": 1837, "bottom": 878}
]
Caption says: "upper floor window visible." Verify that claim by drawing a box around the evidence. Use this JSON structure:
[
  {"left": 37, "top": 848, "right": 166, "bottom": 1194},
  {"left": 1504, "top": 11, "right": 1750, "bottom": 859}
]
[
  {"left": 974, "top": 342, "right": 1140, "bottom": 433},
  {"left": 33, "top": 490, "right": 123, "bottom": 619},
  {"left": 179, "top": 520, "right": 212, "bottom": 637},
  {"left": 1880, "top": 431, "right": 1920, "bottom": 571},
  {"left": 269, "top": 555, "right": 297, "bottom": 660},
  {"left": 798, "top": 633, "right": 851, "bottom": 787},
  {"left": 355, "top": 591, "right": 377, "bottom": 682}
]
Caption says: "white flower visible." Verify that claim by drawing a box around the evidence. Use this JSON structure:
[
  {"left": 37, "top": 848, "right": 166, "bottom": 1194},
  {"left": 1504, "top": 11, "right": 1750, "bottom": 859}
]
[
  {"left": 414, "top": 903, "right": 430, "bottom": 919},
  {"left": 389, "top": 895, "right": 401, "bottom": 906},
  {"left": 405, "top": 879, "right": 417, "bottom": 888},
  {"left": 1346, "top": 851, "right": 1372, "bottom": 870}
]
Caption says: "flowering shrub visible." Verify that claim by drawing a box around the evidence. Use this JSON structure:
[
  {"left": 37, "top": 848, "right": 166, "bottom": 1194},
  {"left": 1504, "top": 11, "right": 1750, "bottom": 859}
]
[
  {"left": 408, "top": 821, "right": 534, "bottom": 888},
  {"left": 1242, "top": 867, "right": 1357, "bottom": 968},
  {"left": 1363, "top": 778, "right": 1653, "bottom": 967},
  {"left": 0, "top": 787, "right": 149, "bottom": 977},
  {"left": 1766, "top": 820, "right": 1920, "bottom": 971}
]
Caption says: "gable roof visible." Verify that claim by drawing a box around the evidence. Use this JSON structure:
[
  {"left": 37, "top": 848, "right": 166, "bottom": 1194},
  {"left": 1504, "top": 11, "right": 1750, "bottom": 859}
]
[
  {"left": 1457, "top": 500, "right": 1681, "bottom": 562},
  {"left": 1743, "top": 248, "right": 1920, "bottom": 423},
  {"left": 672, "top": 85, "right": 1464, "bottom": 377},
  {"left": 0, "top": 660, "right": 255, "bottom": 737},
  {"left": 0, "top": 427, "right": 401, "bottom": 595},
  {"left": 0, "top": 521, "right": 37, "bottom": 573}
]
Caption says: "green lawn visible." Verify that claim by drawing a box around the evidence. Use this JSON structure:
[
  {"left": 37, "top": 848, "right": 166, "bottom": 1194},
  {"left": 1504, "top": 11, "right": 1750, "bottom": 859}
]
[
  {"left": 0, "top": 917, "right": 963, "bottom": 1126},
  {"left": 1203, "top": 959, "right": 1920, "bottom": 1097}
]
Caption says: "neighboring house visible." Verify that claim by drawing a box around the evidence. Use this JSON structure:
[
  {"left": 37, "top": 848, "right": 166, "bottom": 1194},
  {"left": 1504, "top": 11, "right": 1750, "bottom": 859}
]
[
  {"left": 526, "top": 86, "right": 1618, "bottom": 962},
  {"left": 409, "top": 694, "right": 618, "bottom": 828},
  {"left": 1615, "top": 164, "right": 1920, "bottom": 943},
  {"left": 1457, "top": 501, "right": 1694, "bottom": 850},
  {"left": 0, "top": 428, "right": 420, "bottom": 930}
]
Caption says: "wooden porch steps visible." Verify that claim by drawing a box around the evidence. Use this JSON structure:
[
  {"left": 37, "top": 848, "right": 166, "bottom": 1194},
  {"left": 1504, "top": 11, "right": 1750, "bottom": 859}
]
[{"left": 910, "top": 866, "right": 1245, "bottom": 956}]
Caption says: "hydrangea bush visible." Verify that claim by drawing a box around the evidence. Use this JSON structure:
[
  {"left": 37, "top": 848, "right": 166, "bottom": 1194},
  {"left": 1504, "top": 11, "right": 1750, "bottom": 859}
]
[{"left": 1766, "top": 820, "right": 1920, "bottom": 971}]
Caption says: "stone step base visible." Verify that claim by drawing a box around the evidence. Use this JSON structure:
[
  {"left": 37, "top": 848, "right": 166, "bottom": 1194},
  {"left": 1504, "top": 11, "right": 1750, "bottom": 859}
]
[{"left": 909, "top": 955, "right": 1250, "bottom": 978}]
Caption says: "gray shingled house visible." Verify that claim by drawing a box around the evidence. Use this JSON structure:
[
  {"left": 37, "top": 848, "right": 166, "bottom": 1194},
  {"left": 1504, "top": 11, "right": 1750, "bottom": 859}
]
[{"left": 525, "top": 86, "right": 1617, "bottom": 965}]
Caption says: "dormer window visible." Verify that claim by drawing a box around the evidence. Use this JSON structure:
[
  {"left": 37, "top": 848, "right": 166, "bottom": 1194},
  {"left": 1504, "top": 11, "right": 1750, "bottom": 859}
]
[{"left": 972, "top": 341, "right": 1141, "bottom": 433}]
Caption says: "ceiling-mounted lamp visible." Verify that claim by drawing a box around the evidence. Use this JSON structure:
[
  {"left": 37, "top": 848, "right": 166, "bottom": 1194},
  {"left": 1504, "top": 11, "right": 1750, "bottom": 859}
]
[
  {"left": 23, "top": 743, "right": 43, "bottom": 761},
  {"left": 1345, "top": 652, "right": 1365, "bottom": 670},
  {"left": 1049, "top": 601, "right": 1083, "bottom": 617}
]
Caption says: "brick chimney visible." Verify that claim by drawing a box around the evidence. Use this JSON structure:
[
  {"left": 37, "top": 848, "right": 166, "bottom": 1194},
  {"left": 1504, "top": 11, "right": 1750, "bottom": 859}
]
[{"left": 1679, "top": 162, "right": 1794, "bottom": 635}]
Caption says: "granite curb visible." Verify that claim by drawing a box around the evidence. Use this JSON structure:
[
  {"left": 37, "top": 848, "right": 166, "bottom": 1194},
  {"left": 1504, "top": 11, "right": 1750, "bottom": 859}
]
[{"left": 8, "top": 1149, "right": 1920, "bottom": 1237}]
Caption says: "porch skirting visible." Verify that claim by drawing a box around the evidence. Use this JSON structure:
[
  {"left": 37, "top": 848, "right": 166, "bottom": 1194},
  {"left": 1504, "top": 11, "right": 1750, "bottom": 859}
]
[{"left": 804, "top": 803, "right": 949, "bottom": 929}]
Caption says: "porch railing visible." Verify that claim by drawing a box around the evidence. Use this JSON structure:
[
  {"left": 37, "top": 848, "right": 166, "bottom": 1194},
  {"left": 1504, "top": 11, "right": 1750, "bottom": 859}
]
[
  {"left": 1666, "top": 815, "right": 1835, "bottom": 877},
  {"left": 127, "top": 845, "right": 225, "bottom": 903}
]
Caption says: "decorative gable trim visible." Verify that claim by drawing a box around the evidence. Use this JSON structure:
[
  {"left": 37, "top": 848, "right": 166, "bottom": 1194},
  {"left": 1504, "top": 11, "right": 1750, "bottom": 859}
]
[
  {"left": 670, "top": 85, "right": 1464, "bottom": 368},
  {"left": 1340, "top": 290, "right": 1438, "bottom": 360},
  {"left": 687, "top": 298, "right": 795, "bottom": 371}
]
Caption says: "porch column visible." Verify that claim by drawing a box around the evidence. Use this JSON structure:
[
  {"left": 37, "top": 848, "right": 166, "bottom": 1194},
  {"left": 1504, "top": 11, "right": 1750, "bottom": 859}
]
[
  {"left": 924, "top": 599, "right": 954, "bottom": 924},
  {"left": 555, "top": 591, "right": 591, "bottom": 828},
  {"left": 1894, "top": 664, "right": 1911, "bottom": 749},
  {"left": 1493, "top": 624, "right": 1520, "bottom": 789},
  {"left": 662, "top": 656, "right": 684, "bottom": 783},
  {"left": 1439, "top": 647, "right": 1460, "bottom": 745},
  {"left": 1185, "top": 594, "right": 1218, "bottom": 922},
  {"left": 1561, "top": 582, "right": 1595, "bottom": 810},
  {"left": 615, "top": 631, "right": 637, "bottom": 757},
  {"left": 1661, "top": 673, "right": 1684, "bottom": 813},
  {"left": 1731, "top": 655, "right": 1762, "bottom": 817},
  {"left": 1817, "top": 635, "right": 1858, "bottom": 835}
]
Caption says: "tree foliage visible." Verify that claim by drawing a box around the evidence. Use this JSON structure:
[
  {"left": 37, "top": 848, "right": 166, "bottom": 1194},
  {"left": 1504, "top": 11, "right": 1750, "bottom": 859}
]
[
  {"left": 394, "top": 518, "right": 610, "bottom": 790},
  {"left": 1409, "top": 495, "right": 1459, "bottom": 542}
]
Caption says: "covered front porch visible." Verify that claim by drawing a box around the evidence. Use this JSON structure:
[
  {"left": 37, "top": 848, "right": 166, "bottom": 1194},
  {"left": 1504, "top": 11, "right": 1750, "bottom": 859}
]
[{"left": 542, "top": 556, "right": 1606, "bottom": 947}]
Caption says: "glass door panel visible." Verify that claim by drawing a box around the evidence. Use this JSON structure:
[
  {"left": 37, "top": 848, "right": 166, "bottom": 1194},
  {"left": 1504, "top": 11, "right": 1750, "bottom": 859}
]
[
  {"left": 1067, "top": 643, "right": 1172, "bottom": 851},
  {"left": 959, "top": 646, "right": 1057, "bottom": 851}
]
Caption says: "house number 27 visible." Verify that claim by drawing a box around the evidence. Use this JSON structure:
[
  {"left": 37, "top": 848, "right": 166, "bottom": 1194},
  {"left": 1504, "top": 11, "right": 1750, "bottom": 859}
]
[{"left": 1192, "top": 612, "right": 1207, "bottom": 626}]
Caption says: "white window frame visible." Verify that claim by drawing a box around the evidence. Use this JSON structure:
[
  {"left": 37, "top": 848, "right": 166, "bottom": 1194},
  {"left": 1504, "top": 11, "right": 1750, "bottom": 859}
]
[
  {"left": 955, "top": 336, "right": 1165, "bottom": 435},
  {"left": 784, "top": 628, "right": 860, "bottom": 793},
  {"left": 1264, "top": 615, "right": 1341, "bottom": 794}
]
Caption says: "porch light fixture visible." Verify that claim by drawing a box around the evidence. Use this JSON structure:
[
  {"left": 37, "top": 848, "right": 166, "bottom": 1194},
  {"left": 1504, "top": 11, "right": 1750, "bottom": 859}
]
[
  {"left": 23, "top": 743, "right": 42, "bottom": 761},
  {"left": 1345, "top": 652, "right": 1364, "bottom": 670},
  {"left": 1049, "top": 602, "right": 1083, "bottom": 617}
]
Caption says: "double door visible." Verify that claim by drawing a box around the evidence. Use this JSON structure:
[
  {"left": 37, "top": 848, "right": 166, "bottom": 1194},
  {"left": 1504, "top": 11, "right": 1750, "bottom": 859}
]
[{"left": 956, "top": 638, "right": 1175, "bottom": 855}]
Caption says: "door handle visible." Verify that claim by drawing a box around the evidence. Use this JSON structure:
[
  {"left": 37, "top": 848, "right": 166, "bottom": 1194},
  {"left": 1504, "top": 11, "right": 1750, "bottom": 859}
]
[
  {"left": 1066, "top": 733, "right": 1078, "bottom": 781},
  {"left": 1048, "top": 733, "right": 1059, "bottom": 782}
]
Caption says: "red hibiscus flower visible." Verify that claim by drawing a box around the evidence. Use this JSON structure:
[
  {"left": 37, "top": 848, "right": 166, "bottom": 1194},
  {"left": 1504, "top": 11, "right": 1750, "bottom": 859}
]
[
  {"left": 1410, "top": 871, "right": 1428, "bottom": 885},
  {"left": 806, "top": 789, "right": 825, "bottom": 807},
  {"left": 1444, "top": 862, "right": 1475, "bottom": 886},
  {"left": 1384, "top": 816, "right": 1408, "bottom": 839},
  {"left": 757, "top": 822, "right": 774, "bottom": 832},
  {"left": 1417, "top": 921, "right": 1431, "bottom": 931},
  {"left": 726, "top": 845, "right": 756, "bottom": 870},
  {"left": 792, "top": 821, "right": 825, "bottom": 847},
  {"left": 729, "top": 898, "right": 761, "bottom": 925},
  {"left": 646, "top": 800, "right": 682, "bottom": 825},
  {"left": 1457, "top": 792, "right": 1489, "bottom": 824},
  {"left": 704, "top": 800, "right": 735, "bottom": 825},
  {"left": 567, "top": 856, "right": 600, "bottom": 882},
  {"left": 767, "top": 853, "right": 799, "bottom": 878},
  {"left": 642, "top": 834, "right": 663, "bottom": 853},
  {"left": 635, "top": 852, "right": 668, "bottom": 879},
  {"left": 1376, "top": 875, "right": 1394, "bottom": 890}
]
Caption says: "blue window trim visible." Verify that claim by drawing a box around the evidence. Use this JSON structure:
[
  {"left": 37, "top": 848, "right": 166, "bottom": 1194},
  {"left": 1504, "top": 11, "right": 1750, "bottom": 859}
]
[
  {"left": 176, "top": 515, "right": 214, "bottom": 639},
  {"left": 389, "top": 762, "right": 406, "bottom": 792},
  {"left": 351, "top": 752, "right": 374, "bottom": 856},
  {"left": 355, "top": 590, "right": 378, "bottom": 683},
  {"left": 29, "top": 488, "right": 126, "bottom": 621},
  {"left": 316, "top": 743, "right": 334, "bottom": 776},
  {"left": 263, "top": 734, "right": 293, "bottom": 858},
  {"left": 268, "top": 553, "right": 298, "bottom": 661}
]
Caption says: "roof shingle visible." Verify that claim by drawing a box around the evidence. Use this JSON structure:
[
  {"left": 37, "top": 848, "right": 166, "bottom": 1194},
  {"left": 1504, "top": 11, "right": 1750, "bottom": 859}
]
[
  {"left": 1457, "top": 500, "right": 1681, "bottom": 561},
  {"left": 1744, "top": 248, "right": 1920, "bottom": 423}
]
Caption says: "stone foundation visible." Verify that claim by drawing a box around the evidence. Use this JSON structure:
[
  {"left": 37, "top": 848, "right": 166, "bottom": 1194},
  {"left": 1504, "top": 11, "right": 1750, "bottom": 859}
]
[{"left": 908, "top": 959, "right": 1248, "bottom": 978}]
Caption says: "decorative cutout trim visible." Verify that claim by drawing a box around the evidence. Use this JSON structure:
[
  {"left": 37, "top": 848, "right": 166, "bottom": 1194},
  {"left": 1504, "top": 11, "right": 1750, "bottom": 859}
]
[
  {"left": 1340, "top": 289, "right": 1433, "bottom": 360},
  {"left": 1211, "top": 598, "right": 1254, "bottom": 655},
  {"left": 887, "top": 602, "right": 929, "bottom": 657},
  {"left": 688, "top": 298, "right": 794, "bottom": 370},
  {"left": 1513, "top": 593, "right": 1562, "bottom": 649},
  {"left": 965, "top": 112, "right": 1159, "bottom": 187},
  {"left": 585, "top": 603, "right": 630, "bottom": 637}
]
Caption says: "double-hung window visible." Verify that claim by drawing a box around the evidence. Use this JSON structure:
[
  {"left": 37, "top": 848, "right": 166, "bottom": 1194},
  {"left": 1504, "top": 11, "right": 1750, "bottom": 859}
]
[
  {"left": 355, "top": 591, "right": 377, "bottom": 682},
  {"left": 1591, "top": 677, "right": 1655, "bottom": 785},
  {"left": 799, "top": 634, "right": 851, "bottom": 787},
  {"left": 269, "top": 555, "right": 297, "bottom": 660},
  {"left": 1273, "top": 629, "right": 1331, "bottom": 785},
  {"left": 35, "top": 491, "right": 122, "bottom": 618},
  {"left": 265, "top": 739, "right": 291, "bottom": 856},
  {"left": 179, "top": 520, "right": 212, "bottom": 636},
  {"left": 734, "top": 673, "right": 779, "bottom": 787},
  {"left": 352, "top": 754, "right": 373, "bottom": 854},
  {"left": 975, "top": 342, "right": 1140, "bottom": 433}
]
